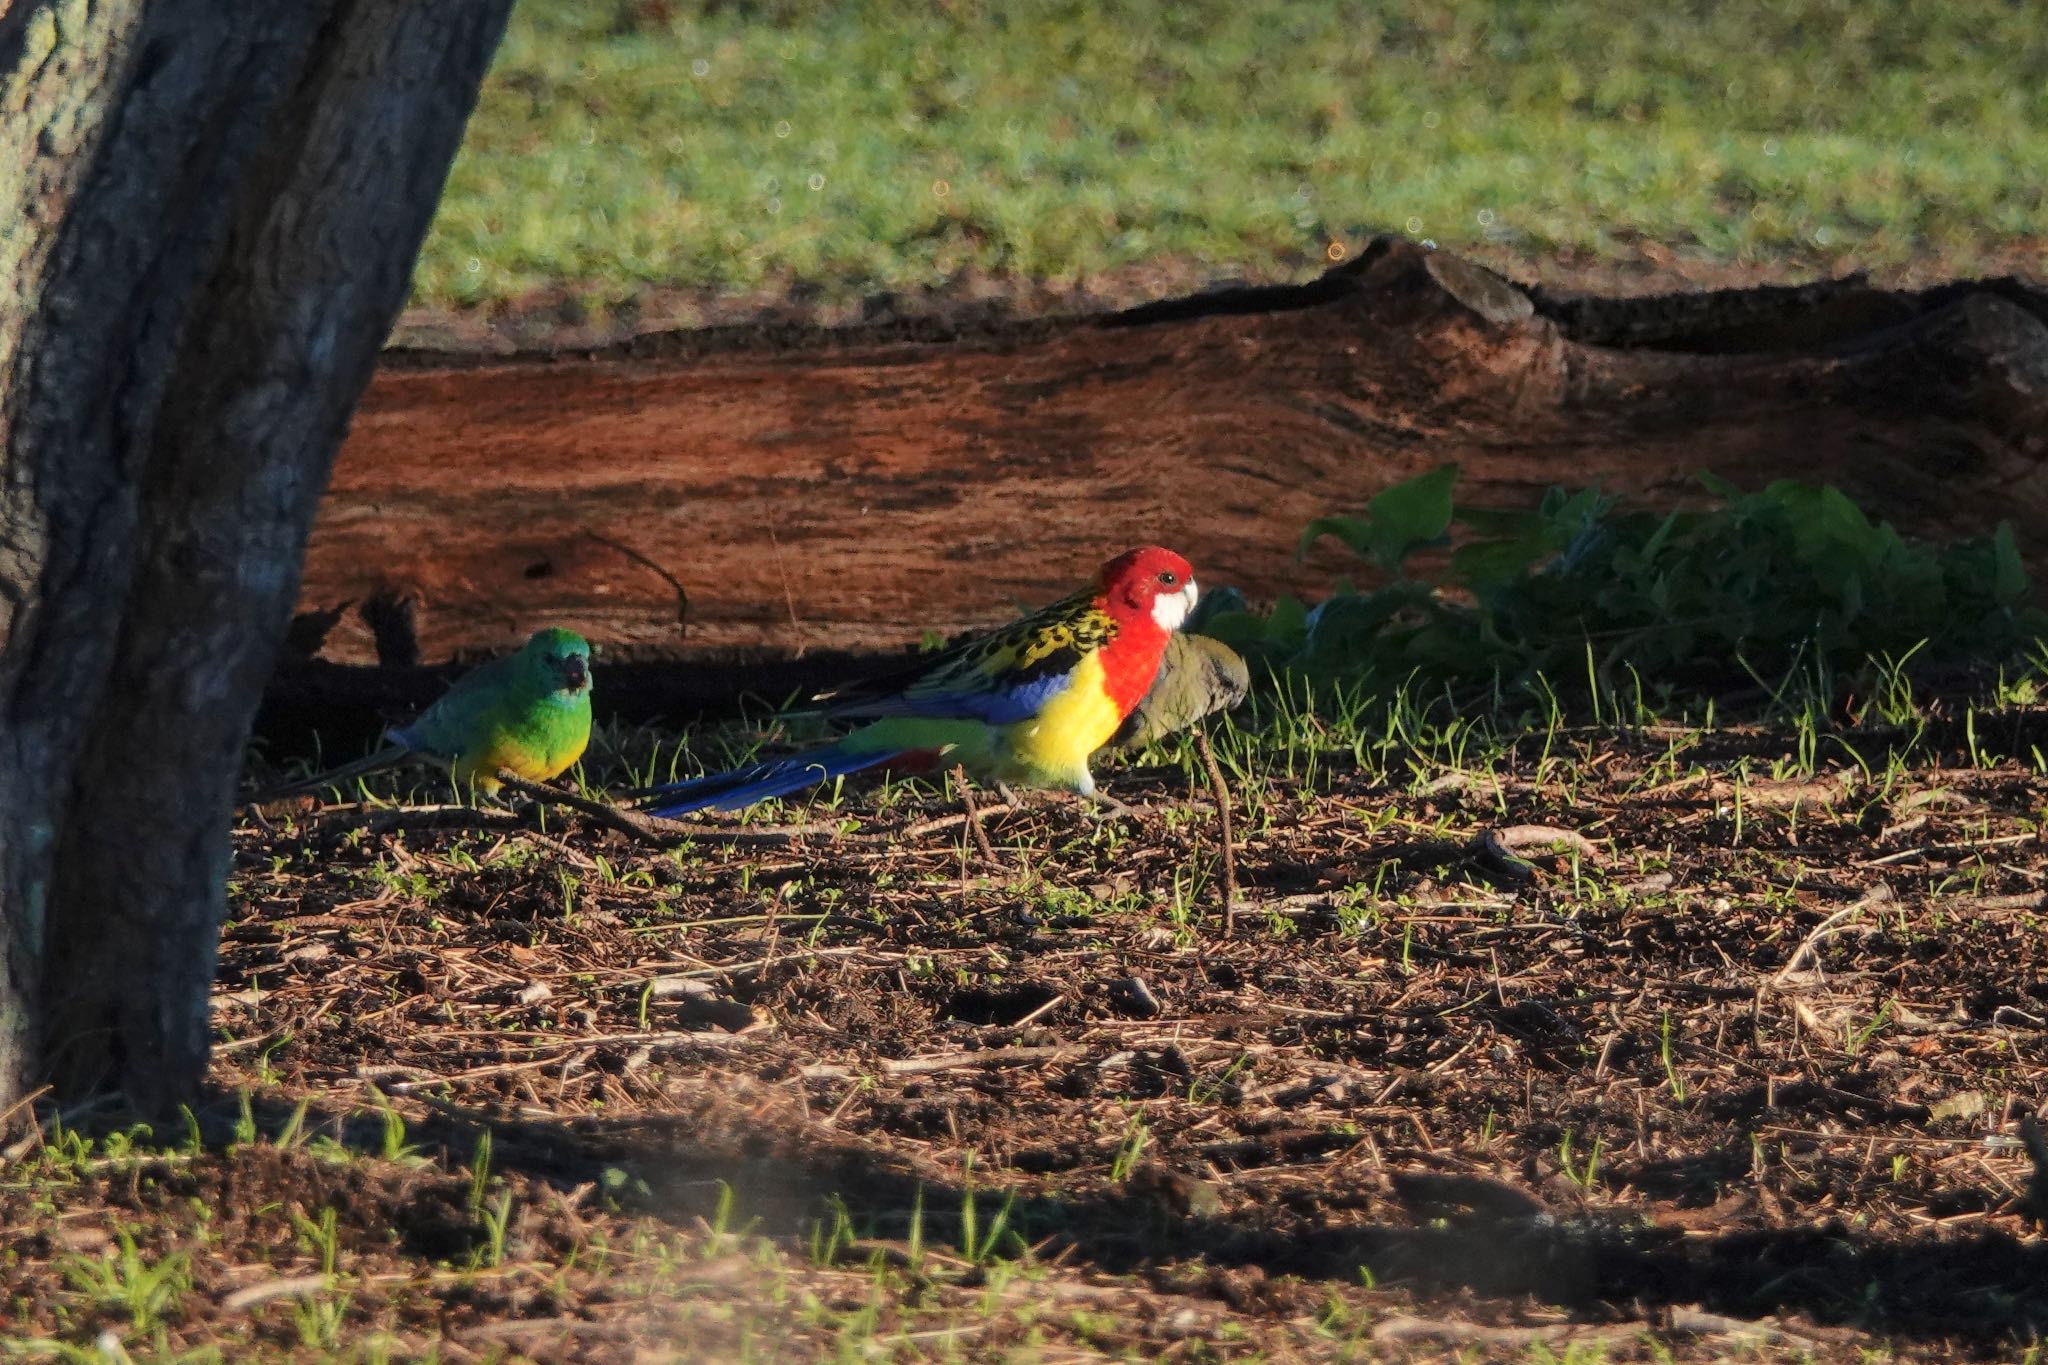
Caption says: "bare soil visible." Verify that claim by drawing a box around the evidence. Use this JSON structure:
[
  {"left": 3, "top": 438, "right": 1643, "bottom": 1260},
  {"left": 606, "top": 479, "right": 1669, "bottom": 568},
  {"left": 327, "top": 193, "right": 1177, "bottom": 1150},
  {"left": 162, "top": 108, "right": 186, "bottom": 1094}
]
[{"left": 9, "top": 717, "right": 2048, "bottom": 1360}]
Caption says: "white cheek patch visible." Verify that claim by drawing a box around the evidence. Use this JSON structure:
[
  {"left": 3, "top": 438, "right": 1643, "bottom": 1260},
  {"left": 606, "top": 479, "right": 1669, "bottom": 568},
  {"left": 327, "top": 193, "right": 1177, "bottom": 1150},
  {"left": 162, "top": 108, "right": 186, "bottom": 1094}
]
[{"left": 1151, "top": 579, "right": 1198, "bottom": 632}]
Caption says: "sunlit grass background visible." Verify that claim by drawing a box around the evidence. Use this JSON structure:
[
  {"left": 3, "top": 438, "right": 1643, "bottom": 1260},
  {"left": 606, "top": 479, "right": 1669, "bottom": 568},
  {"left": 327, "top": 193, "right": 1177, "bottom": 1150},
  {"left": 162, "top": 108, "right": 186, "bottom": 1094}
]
[{"left": 413, "top": 0, "right": 2048, "bottom": 315}]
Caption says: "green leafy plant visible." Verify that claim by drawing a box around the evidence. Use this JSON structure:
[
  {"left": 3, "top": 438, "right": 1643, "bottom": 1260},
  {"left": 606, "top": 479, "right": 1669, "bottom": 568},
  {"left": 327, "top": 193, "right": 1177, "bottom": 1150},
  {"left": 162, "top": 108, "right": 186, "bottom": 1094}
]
[
  {"left": 1109, "top": 1113, "right": 1151, "bottom": 1182},
  {"left": 59, "top": 1227, "right": 193, "bottom": 1334},
  {"left": 1299, "top": 463, "right": 1457, "bottom": 577},
  {"left": 1659, "top": 1010, "right": 1688, "bottom": 1103},
  {"left": 1558, "top": 1131, "right": 1604, "bottom": 1191},
  {"left": 1209, "top": 466, "right": 2043, "bottom": 717}
]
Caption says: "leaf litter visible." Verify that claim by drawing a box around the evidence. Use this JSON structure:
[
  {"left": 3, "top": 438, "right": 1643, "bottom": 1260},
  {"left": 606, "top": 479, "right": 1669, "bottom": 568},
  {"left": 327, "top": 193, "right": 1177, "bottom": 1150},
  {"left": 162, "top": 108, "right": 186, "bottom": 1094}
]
[{"left": 9, "top": 715, "right": 2048, "bottom": 1360}]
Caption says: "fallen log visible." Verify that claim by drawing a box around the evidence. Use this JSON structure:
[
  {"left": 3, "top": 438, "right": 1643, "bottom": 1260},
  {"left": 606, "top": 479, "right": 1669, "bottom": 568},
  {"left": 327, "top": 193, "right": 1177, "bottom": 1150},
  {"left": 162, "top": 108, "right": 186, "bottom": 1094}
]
[{"left": 299, "top": 237, "right": 2048, "bottom": 677}]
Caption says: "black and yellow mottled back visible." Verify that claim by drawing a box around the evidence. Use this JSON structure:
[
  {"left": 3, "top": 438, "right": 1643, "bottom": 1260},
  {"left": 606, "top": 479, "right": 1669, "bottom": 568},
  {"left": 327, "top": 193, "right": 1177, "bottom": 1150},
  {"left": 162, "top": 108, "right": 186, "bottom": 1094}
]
[{"left": 819, "top": 586, "right": 1120, "bottom": 726}]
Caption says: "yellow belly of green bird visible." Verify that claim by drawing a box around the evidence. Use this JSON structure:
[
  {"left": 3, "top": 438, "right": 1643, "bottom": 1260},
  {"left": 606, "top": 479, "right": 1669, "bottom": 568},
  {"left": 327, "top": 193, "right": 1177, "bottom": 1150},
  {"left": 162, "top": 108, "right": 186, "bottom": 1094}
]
[{"left": 452, "top": 730, "right": 589, "bottom": 794}]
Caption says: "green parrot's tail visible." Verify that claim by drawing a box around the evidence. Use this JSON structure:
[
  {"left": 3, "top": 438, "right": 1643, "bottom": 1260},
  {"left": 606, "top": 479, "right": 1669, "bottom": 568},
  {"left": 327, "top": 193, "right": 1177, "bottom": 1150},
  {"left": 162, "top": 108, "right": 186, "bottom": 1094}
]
[{"left": 244, "top": 746, "right": 411, "bottom": 805}]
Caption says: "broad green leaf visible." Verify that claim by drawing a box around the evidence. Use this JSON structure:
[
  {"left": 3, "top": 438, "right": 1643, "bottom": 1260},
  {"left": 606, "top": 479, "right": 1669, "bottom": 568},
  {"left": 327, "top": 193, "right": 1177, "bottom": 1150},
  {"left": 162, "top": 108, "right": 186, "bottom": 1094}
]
[
  {"left": 1266, "top": 594, "right": 1310, "bottom": 641},
  {"left": 1297, "top": 515, "right": 1374, "bottom": 561},
  {"left": 1697, "top": 469, "right": 1743, "bottom": 500},
  {"left": 1361, "top": 464, "right": 1458, "bottom": 573},
  {"left": 1186, "top": 585, "right": 1249, "bottom": 632},
  {"left": 1453, "top": 506, "right": 1545, "bottom": 538},
  {"left": 1190, "top": 609, "right": 1275, "bottom": 654},
  {"left": 1452, "top": 536, "right": 1552, "bottom": 587},
  {"left": 1300, "top": 466, "right": 1458, "bottom": 576},
  {"left": 1304, "top": 593, "right": 1410, "bottom": 663}
]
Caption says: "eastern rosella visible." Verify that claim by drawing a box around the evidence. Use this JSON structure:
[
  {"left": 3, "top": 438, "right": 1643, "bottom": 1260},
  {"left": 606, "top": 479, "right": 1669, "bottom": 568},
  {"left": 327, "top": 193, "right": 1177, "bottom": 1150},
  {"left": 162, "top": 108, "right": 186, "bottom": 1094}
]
[
  {"left": 263, "top": 627, "right": 593, "bottom": 801},
  {"left": 639, "top": 546, "right": 1199, "bottom": 816}
]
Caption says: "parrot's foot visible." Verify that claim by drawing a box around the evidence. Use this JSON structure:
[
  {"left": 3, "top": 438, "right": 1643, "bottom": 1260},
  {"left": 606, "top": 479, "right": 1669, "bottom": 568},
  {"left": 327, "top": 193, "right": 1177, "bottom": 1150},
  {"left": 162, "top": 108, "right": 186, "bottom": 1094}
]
[
  {"left": 465, "top": 784, "right": 525, "bottom": 813},
  {"left": 1081, "top": 789, "right": 1140, "bottom": 822}
]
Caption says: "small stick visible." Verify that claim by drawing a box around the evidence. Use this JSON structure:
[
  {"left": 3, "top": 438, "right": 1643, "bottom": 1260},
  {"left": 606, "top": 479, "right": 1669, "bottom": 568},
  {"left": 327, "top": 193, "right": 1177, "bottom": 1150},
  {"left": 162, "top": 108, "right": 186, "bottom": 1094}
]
[
  {"left": 953, "top": 764, "right": 999, "bottom": 865},
  {"left": 894, "top": 802, "right": 1013, "bottom": 842},
  {"left": 1193, "top": 727, "right": 1239, "bottom": 934},
  {"left": 495, "top": 771, "right": 858, "bottom": 848},
  {"left": 1772, "top": 883, "right": 1892, "bottom": 984},
  {"left": 581, "top": 527, "right": 689, "bottom": 630},
  {"left": 799, "top": 1044, "right": 1065, "bottom": 1081},
  {"left": 355, "top": 805, "right": 525, "bottom": 839},
  {"left": 491, "top": 770, "right": 684, "bottom": 846},
  {"left": 222, "top": 1276, "right": 332, "bottom": 1313},
  {"left": 283, "top": 759, "right": 1024, "bottom": 852},
  {"left": 0, "top": 1083, "right": 52, "bottom": 1147}
]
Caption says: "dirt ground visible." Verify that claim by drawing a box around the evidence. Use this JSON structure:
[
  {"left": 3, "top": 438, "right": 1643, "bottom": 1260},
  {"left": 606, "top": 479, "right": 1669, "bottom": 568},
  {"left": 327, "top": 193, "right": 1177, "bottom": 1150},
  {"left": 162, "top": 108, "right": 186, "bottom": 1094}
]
[
  {"left": 12, "top": 256, "right": 2048, "bottom": 1360},
  {"left": 8, "top": 709, "right": 2048, "bottom": 1361}
]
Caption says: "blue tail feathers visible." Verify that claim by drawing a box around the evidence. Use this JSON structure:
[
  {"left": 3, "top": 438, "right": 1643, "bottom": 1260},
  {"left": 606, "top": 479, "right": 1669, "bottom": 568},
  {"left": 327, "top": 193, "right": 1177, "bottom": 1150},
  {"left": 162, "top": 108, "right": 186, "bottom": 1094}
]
[{"left": 639, "top": 744, "right": 898, "bottom": 817}]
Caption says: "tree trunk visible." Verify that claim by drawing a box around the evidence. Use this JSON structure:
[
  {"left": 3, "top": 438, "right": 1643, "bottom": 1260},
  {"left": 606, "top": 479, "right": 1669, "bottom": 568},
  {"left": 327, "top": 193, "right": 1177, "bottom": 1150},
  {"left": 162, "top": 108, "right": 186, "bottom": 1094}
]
[
  {"left": 297, "top": 242, "right": 2048, "bottom": 666},
  {"left": 0, "top": 0, "right": 511, "bottom": 1112}
]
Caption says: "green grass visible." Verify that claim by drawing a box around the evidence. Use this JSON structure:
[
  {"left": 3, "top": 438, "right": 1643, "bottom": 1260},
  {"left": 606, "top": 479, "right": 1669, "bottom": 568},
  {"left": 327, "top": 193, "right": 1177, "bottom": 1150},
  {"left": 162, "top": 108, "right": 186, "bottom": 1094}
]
[{"left": 414, "top": 0, "right": 2048, "bottom": 314}]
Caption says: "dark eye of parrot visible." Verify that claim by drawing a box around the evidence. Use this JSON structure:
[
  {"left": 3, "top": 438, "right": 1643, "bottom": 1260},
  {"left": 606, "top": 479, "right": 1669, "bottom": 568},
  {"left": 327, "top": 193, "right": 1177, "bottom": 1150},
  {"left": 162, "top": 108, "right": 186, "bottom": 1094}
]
[{"left": 1156, "top": 570, "right": 1178, "bottom": 586}]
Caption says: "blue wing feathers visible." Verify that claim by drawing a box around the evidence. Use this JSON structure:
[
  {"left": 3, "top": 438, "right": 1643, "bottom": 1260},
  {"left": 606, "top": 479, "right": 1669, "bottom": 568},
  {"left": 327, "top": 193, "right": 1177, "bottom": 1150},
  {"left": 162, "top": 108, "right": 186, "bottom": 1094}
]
[
  {"left": 640, "top": 744, "right": 898, "bottom": 817},
  {"left": 644, "top": 589, "right": 1107, "bottom": 815},
  {"left": 829, "top": 668, "right": 1073, "bottom": 726}
]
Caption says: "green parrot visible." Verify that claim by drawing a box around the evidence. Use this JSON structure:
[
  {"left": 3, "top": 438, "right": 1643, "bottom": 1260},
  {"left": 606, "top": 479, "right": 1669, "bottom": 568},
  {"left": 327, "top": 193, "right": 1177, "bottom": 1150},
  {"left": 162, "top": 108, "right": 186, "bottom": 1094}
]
[
  {"left": 264, "top": 627, "right": 593, "bottom": 801},
  {"left": 1106, "top": 630, "right": 1250, "bottom": 751}
]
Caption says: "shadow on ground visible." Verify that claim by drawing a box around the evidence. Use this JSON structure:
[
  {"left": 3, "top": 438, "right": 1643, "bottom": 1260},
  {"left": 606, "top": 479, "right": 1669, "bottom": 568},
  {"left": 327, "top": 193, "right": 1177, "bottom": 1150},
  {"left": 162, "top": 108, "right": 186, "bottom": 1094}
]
[{"left": 141, "top": 1088, "right": 2045, "bottom": 1355}]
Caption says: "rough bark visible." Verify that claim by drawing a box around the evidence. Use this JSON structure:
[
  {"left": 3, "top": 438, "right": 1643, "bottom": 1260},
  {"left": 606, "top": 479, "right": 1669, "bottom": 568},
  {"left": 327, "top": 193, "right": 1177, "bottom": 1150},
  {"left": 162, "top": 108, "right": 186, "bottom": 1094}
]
[
  {"left": 0, "top": 1, "right": 511, "bottom": 1111},
  {"left": 298, "top": 241, "right": 2048, "bottom": 668}
]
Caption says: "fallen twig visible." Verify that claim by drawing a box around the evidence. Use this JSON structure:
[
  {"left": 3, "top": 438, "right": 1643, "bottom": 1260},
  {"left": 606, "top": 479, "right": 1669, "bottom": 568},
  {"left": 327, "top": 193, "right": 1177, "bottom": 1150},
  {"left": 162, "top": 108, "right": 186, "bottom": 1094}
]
[
  {"left": 1193, "top": 727, "right": 1239, "bottom": 933},
  {"left": 384, "top": 1028, "right": 779, "bottom": 1090},
  {"left": 658, "top": 944, "right": 874, "bottom": 980},
  {"left": 221, "top": 1275, "right": 331, "bottom": 1313},
  {"left": 491, "top": 770, "right": 708, "bottom": 847},
  {"left": 1666, "top": 1306, "right": 1820, "bottom": 1350},
  {"left": 1773, "top": 883, "right": 1893, "bottom": 984},
  {"left": 953, "top": 763, "right": 999, "bottom": 865},
  {"left": 1472, "top": 823, "right": 1601, "bottom": 882},
  {"left": 1371, "top": 1314, "right": 1644, "bottom": 1350},
  {"left": 800, "top": 1044, "right": 1066, "bottom": 1081},
  {"left": 0, "top": 1083, "right": 52, "bottom": 1145}
]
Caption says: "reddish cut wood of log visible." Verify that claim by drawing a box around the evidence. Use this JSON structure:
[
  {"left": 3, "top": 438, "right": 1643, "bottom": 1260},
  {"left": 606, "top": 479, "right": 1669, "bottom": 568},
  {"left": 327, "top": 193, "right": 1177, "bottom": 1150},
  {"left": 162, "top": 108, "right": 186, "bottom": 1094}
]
[{"left": 307, "top": 239, "right": 2048, "bottom": 665}]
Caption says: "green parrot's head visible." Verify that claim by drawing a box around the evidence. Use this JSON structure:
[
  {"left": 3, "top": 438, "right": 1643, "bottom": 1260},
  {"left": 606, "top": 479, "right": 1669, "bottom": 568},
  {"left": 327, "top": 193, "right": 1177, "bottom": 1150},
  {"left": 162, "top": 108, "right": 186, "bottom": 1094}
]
[{"left": 521, "top": 627, "right": 593, "bottom": 700}]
